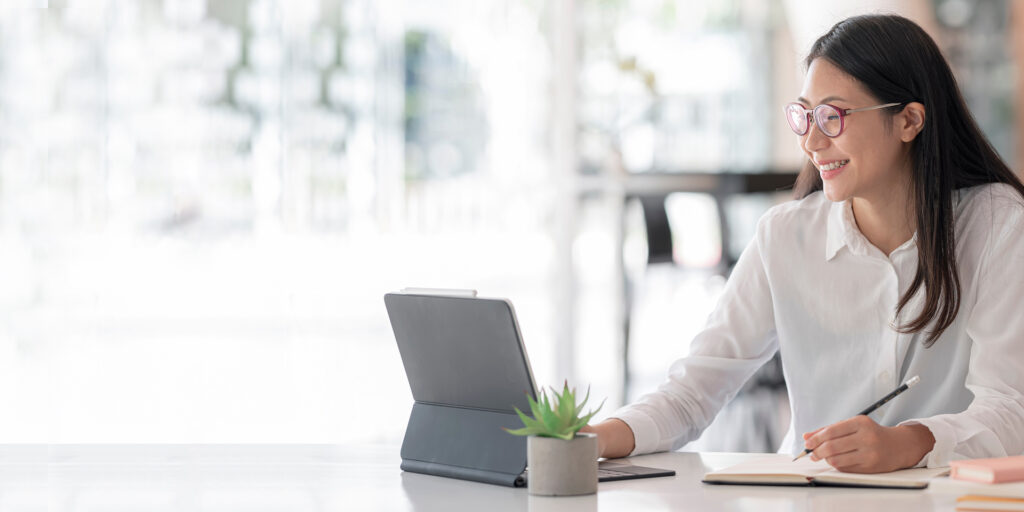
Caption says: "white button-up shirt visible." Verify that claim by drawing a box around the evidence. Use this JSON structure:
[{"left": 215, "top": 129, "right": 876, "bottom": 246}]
[{"left": 612, "top": 183, "right": 1024, "bottom": 467}]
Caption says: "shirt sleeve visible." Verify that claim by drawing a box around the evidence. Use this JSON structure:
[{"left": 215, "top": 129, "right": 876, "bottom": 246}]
[
  {"left": 899, "top": 197, "right": 1024, "bottom": 467},
  {"left": 610, "top": 218, "right": 779, "bottom": 455}
]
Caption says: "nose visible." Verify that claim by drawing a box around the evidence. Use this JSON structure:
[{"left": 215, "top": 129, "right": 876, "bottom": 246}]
[{"left": 801, "top": 119, "right": 830, "bottom": 154}]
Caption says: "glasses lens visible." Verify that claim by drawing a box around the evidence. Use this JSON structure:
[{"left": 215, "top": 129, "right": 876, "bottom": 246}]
[
  {"left": 785, "top": 104, "right": 808, "bottom": 135},
  {"left": 814, "top": 105, "right": 842, "bottom": 137}
]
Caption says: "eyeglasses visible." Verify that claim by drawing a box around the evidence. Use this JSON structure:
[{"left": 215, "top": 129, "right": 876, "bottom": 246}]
[{"left": 784, "top": 102, "right": 902, "bottom": 138}]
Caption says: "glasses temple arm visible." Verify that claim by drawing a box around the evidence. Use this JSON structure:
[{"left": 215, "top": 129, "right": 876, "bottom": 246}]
[{"left": 844, "top": 102, "right": 903, "bottom": 114}]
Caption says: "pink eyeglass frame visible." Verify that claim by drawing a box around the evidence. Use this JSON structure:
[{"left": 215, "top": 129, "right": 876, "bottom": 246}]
[{"left": 784, "top": 102, "right": 903, "bottom": 138}]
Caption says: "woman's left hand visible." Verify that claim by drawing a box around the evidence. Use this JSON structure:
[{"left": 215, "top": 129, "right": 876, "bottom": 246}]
[{"left": 803, "top": 416, "right": 935, "bottom": 473}]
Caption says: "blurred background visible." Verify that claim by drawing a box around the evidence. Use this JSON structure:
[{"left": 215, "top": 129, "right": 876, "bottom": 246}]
[{"left": 0, "top": 0, "right": 1017, "bottom": 451}]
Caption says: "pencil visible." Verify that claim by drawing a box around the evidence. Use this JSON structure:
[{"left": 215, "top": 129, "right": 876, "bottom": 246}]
[{"left": 793, "top": 375, "right": 921, "bottom": 462}]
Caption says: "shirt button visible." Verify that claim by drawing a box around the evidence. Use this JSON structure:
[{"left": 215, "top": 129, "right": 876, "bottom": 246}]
[{"left": 880, "top": 370, "right": 892, "bottom": 384}]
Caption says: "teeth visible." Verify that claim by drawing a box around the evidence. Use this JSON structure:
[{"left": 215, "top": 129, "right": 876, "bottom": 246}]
[{"left": 820, "top": 160, "right": 849, "bottom": 171}]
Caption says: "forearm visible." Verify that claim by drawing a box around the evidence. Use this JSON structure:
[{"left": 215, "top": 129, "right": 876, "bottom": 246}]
[
  {"left": 901, "top": 395, "right": 1024, "bottom": 467},
  {"left": 583, "top": 418, "right": 636, "bottom": 459}
]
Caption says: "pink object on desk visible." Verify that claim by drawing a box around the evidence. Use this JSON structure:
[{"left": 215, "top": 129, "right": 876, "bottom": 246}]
[{"left": 951, "top": 456, "right": 1024, "bottom": 484}]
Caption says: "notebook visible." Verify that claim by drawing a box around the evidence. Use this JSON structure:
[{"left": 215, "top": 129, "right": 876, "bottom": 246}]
[
  {"left": 955, "top": 495, "right": 1024, "bottom": 511},
  {"left": 930, "top": 476, "right": 1024, "bottom": 498},
  {"left": 952, "top": 456, "right": 1024, "bottom": 484},
  {"left": 702, "top": 454, "right": 949, "bottom": 489}
]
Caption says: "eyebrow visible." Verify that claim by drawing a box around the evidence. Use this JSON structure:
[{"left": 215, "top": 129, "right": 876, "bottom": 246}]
[{"left": 796, "top": 95, "right": 847, "bottom": 105}]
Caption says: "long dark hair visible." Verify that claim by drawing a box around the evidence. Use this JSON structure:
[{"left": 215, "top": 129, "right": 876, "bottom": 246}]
[{"left": 794, "top": 14, "right": 1024, "bottom": 346}]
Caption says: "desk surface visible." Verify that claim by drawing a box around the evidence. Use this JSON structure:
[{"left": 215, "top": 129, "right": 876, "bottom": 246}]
[{"left": 0, "top": 444, "right": 964, "bottom": 511}]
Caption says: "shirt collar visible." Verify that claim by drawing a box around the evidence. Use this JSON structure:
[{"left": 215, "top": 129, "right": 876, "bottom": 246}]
[
  {"left": 825, "top": 198, "right": 922, "bottom": 261},
  {"left": 825, "top": 199, "right": 854, "bottom": 261}
]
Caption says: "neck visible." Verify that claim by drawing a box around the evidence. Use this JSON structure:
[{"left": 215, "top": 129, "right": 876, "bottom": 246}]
[{"left": 851, "top": 178, "right": 916, "bottom": 257}]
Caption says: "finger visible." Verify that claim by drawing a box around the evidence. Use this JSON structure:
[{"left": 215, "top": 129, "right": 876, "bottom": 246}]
[
  {"left": 810, "top": 432, "right": 860, "bottom": 461},
  {"left": 822, "top": 450, "right": 864, "bottom": 472},
  {"left": 806, "top": 417, "right": 867, "bottom": 450},
  {"left": 802, "top": 427, "right": 825, "bottom": 440}
]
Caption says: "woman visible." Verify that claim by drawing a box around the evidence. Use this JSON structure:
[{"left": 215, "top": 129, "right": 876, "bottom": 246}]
[{"left": 585, "top": 14, "right": 1024, "bottom": 473}]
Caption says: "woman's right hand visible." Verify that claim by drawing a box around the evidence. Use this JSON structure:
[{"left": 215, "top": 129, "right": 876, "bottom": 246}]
[{"left": 581, "top": 419, "right": 636, "bottom": 459}]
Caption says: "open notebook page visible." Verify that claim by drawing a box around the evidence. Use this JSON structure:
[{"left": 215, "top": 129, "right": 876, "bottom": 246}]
[{"left": 704, "top": 454, "right": 949, "bottom": 488}]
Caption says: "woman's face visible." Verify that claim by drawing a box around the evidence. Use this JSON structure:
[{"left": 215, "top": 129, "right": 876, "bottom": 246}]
[{"left": 796, "top": 58, "right": 910, "bottom": 203}]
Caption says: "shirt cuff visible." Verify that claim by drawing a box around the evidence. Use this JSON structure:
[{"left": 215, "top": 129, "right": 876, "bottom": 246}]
[
  {"left": 897, "top": 417, "right": 956, "bottom": 468},
  {"left": 609, "top": 406, "right": 660, "bottom": 457}
]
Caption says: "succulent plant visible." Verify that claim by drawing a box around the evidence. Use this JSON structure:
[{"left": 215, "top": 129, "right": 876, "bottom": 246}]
[{"left": 504, "top": 381, "right": 604, "bottom": 441}]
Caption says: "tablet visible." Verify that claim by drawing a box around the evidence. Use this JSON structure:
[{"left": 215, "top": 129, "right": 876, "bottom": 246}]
[{"left": 384, "top": 289, "right": 675, "bottom": 487}]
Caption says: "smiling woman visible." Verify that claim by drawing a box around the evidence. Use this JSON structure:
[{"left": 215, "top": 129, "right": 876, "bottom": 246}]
[
  {"left": 793, "top": 14, "right": 1023, "bottom": 342},
  {"left": 587, "top": 13, "right": 1024, "bottom": 475},
  {"left": 792, "top": 57, "right": 926, "bottom": 252}
]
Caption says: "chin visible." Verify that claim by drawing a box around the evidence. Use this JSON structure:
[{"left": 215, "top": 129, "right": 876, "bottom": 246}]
[{"left": 822, "top": 184, "right": 850, "bottom": 203}]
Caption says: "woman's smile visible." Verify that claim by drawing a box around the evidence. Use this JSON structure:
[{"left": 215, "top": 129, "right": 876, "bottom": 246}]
[{"left": 816, "top": 159, "right": 850, "bottom": 180}]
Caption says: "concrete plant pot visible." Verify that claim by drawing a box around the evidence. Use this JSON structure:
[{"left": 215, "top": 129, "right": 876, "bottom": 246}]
[{"left": 527, "top": 432, "right": 598, "bottom": 496}]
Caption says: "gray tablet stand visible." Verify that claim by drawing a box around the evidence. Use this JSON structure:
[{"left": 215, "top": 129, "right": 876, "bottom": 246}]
[
  {"left": 385, "top": 291, "right": 537, "bottom": 487},
  {"left": 400, "top": 403, "right": 527, "bottom": 486}
]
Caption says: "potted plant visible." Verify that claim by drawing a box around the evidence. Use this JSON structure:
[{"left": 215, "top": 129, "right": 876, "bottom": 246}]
[{"left": 505, "top": 382, "right": 604, "bottom": 496}]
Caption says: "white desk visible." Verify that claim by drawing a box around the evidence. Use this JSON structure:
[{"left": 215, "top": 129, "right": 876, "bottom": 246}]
[{"left": 0, "top": 445, "right": 963, "bottom": 511}]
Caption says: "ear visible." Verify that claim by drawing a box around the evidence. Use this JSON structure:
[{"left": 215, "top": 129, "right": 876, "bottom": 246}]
[{"left": 897, "top": 102, "right": 926, "bottom": 142}]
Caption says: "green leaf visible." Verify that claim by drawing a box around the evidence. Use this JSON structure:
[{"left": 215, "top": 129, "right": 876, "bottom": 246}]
[
  {"left": 574, "top": 386, "right": 591, "bottom": 418},
  {"left": 505, "top": 405, "right": 544, "bottom": 437},
  {"left": 557, "top": 382, "right": 574, "bottom": 433},
  {"left": 569, "top": 398, "right": 606, "bottom": 433},
  {"left": 503, "top": 383, "right": 606, "bottom": 439},
  {"left": 538, "top": 399, "right": 560, "bottom": 433},
  {"left": 527, "top": 393, "right": 544, "bottom": 421},
  {"left": 513, "top": 406, "right": 540, "bottom": 429},
  {"left": 504, "top": 425, "right": 541, "bottom": 436}
]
